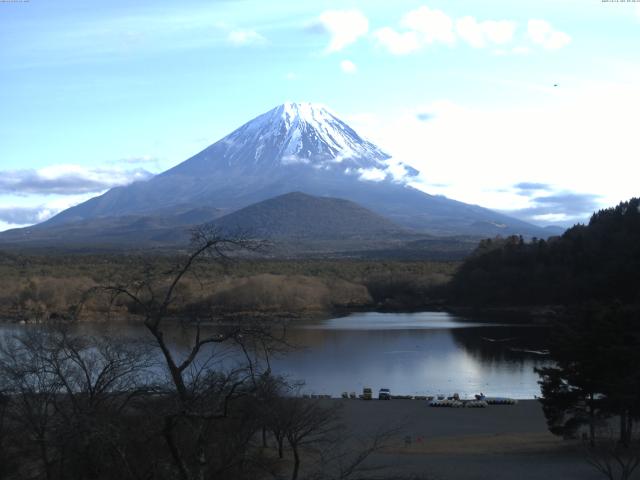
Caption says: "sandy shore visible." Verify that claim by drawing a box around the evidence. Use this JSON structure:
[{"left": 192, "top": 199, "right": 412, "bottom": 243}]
[{"left": 332, "top": 399, "right": 603, "bottom": 480}]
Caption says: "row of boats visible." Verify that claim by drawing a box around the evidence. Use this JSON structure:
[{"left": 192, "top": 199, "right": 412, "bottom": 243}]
[
  {"left": 335, "top": 388, "right": 518, "bottom": 406},
  {"left": 429, "top": 395, "right": 518, "bottom": 407}
]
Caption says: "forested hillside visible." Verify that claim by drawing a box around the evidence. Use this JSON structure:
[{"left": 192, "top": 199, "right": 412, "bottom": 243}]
[{"left": 448, "top": 198, "right": 640, "bottom": 306}]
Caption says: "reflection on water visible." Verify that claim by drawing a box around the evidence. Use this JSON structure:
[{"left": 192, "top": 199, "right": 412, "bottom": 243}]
[
  {"left": 302, "top": 311, "right": 507, "bottom": 330},
  {"left": 281, "top": 313, "right": 550, "bottom": 399},
  {"left": 0, "top": 311, "right": 551, "bottom": 399}
]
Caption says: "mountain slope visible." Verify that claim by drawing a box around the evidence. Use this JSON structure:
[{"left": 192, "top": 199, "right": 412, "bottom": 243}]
[
  {"left": 212, "top": 192, "right": 406, "bottom": 239},
  {"left": 27, "top": 102, "right": 547, "bottom": 237}
]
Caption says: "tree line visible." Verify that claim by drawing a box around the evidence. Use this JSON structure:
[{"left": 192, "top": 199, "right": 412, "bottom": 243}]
[{"left": 447, "top": 198, "right": 640, "bottom": 307}]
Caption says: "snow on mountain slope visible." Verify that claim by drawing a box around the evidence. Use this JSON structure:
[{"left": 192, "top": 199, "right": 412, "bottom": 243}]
[{"left": 165, "top": 102, "right": 418, "bottom": 182}]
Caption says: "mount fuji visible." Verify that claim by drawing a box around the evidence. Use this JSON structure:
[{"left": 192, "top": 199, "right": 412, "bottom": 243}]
[{"left": 3, "top": 102, "right": 551, "bottom": 251}]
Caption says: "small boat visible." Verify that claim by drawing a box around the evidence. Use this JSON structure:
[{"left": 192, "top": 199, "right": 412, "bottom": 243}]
[
  {"left": 509, "top": 347, "right": 550, "bottom": 355},
  {"left": 464, "top": 400, "right": 488, "bottom": 408},
  {"left": 429, "top": 399, "right": 463, "bottom": 408},
  {"left": 482, "top": 396, "right": 518, "bottom": 405},
  {"left": 481, "top": 336, "right": 518, "bottom": 343}
]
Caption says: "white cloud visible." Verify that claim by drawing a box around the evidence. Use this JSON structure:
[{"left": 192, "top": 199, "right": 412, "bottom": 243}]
[
  {"left": 374, "top": 27, "right": 421, "bottom": 55},
  {"left": 482, "top": 20, "right": 517, "bottom": 45},
  {"left": 452, "top": 16, "right": 517, "bottom": 49},
  {"left": 348, "top": 80, "right": 640, "bottom": 224},
  {"left": 317, "top": 9, "right": 369, "bottom": 53},
  {"left": 531, "top": 213, "right": 570, "bottom": 223},
  {"left": 545, "top": 31, "right": 572, "bottom": 50},
  {"left": 383, "top": 158, "right": 417, "bottom": 183},
  {"left": 455, "top": 16, "right": 485, "bottom": 48},
  {"left": 227, "top": 29, "right": 265, "bottom": 46},
  {"left": 357, "top": 167, "right": 387, "bottom": 182},
  {"left": 527, "top": 19, "right": 551, "bottom": 44},
  {"left": 401, "top": 6, "right": 455, "bottom": 45},
  {"left": 375, "top": 7, "right": 568, "bottom": 55},
  {"left": 0, "top": 192, "right": 103, "bottom": 231},
  {"left": 527, "top": 20, "right": 571, "bottom": 50},
  {"left": 0, "top": 160, "right": 157, "bottom": 230},
  {"left": 340, "top": 59, "right": 357, "bottom": 74},
  {"left": 0, "top": 219, "right": 30, "bottom": 232},
  {"left": 281, "top": 155, "right": 310, "bottom": 165},
  {"left": 0, "top": 164, "right": 154, "bottom": 195},
  {"left": 375, "top": 6, "right": 454, "bottom": 54}
]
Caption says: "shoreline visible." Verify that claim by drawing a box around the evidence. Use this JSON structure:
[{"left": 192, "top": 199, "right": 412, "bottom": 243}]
[{"left": 0, "top": 303, "right": 562, "bottom": 325}]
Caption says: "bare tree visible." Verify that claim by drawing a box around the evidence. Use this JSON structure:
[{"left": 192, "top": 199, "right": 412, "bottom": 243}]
[
  {"left": 310, "top": 426, "right": 400, "bottom": 480},
  {"left": 260, "top": 384, "right": 398, "bottom": 480},
  {"left": 277, "top": 397, "right": 342, "bottom": 480},
  {"left": 0, "top": 324, "right": 155, "bottom": 480},
  {"left": 584, "top": 424, "right": 640, "bottom": 480},
  {"left": 0, "top": 329, "right": 64, "bottom": 480},
  {"left": 0, "top": 376, "right": 13, "bottom": 479},
  {"left": 102, "top": 226, "right": 288, "bottom": 480}
]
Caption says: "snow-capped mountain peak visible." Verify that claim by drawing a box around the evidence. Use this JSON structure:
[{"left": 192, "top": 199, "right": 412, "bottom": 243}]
[
  {"left": 167, "top": 102, "right": 418, "bottom": 184},
  {"left": 273, "top": 102, "right": 375, "bottom": 162},
  {"left": 279, "top": 101, "right": 334, "bottom": 129},
  {"left": 228, "top": 102, "right": 385, "bottom": 163}
]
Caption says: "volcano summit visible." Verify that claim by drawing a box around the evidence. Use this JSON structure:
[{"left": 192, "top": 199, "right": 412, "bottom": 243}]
[{"left": 3, "top": 102, "right": 551, "bottom": 249}]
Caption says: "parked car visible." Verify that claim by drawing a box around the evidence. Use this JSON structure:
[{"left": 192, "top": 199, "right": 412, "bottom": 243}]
[{"left": 378, "top": 388, "right": 391, "bottom": 400}]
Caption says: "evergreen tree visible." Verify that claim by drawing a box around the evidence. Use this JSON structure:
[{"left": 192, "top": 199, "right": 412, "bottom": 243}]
[{"left": 537, "top": 304, "right": 640, "bottom": 445}]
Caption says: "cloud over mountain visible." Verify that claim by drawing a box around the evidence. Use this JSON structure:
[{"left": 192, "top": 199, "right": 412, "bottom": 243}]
[
  {"left": 0, "top": 165, "right": 154, "bottom": 195},
  {"left": 499, "top": 191, "right": 601, "bottom": 226},
  {"left": 0, "top": 206, "right": 49, "bottom": 225}
]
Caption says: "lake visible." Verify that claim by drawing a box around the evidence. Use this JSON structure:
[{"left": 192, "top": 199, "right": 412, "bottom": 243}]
[{"left": 0, "top": 311, "right": 551, "bottom": 399}]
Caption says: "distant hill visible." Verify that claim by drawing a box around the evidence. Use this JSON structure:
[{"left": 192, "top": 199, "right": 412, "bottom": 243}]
[
  {"left": 543, "top": 225, "right": 566, "bottom": 236},
  {"left": 212, "top": 192, "right": 405, "bottom": 239},
  {"left": 0, "top": 192, "right": 480, "bottom": 259},
  {"left": 0, "top": 206, "right": 222, "bottom": 250},
  {"left": 447, "top": 198, "right": 640, "bottom": 306}
]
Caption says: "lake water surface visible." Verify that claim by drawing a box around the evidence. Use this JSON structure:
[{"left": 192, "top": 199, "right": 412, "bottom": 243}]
[{"left": 0, "top": 311, "right": 551, "bottom": 399}]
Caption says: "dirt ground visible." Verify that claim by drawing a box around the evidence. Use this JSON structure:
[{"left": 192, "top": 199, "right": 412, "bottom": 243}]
[{"left": 333, "top": 399, "right": 609, "bottom": 480}]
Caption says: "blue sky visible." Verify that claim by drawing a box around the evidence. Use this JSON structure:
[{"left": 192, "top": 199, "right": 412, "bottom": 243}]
[{"left": 1, "top": 0, "right": 639, "bottom": 231}]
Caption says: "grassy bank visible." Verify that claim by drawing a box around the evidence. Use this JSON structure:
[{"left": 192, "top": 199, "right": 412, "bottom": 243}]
[{"left": 0, "top": 252, "right": 458, "bottom": 322}]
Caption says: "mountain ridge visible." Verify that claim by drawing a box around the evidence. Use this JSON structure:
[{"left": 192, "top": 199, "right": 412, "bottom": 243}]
[{"left": 11, "top": 102, "right": 551, "bottom": 240}]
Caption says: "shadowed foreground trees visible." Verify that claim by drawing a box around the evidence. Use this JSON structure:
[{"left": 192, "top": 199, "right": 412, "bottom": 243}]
[
  {"left": 101, "top": 226, "right": 289, "bottom": 480},
  {"left": 0, "top": 326, "right": 154, "bottom": 480},
  {"left": 0, "top": 326, "right": 399, "bottom": 480},
  {"left": 584, "top": 428, "right": 640, "bottom": 480},
  {"left": 536, "top": 304, "right": 640, "bottom": 480},
  {"left": 0, "top": 227, "right": 401, "bottom": 480},
  {"left": 536, "top": 305, "right": 640, "bottom": 446}
]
